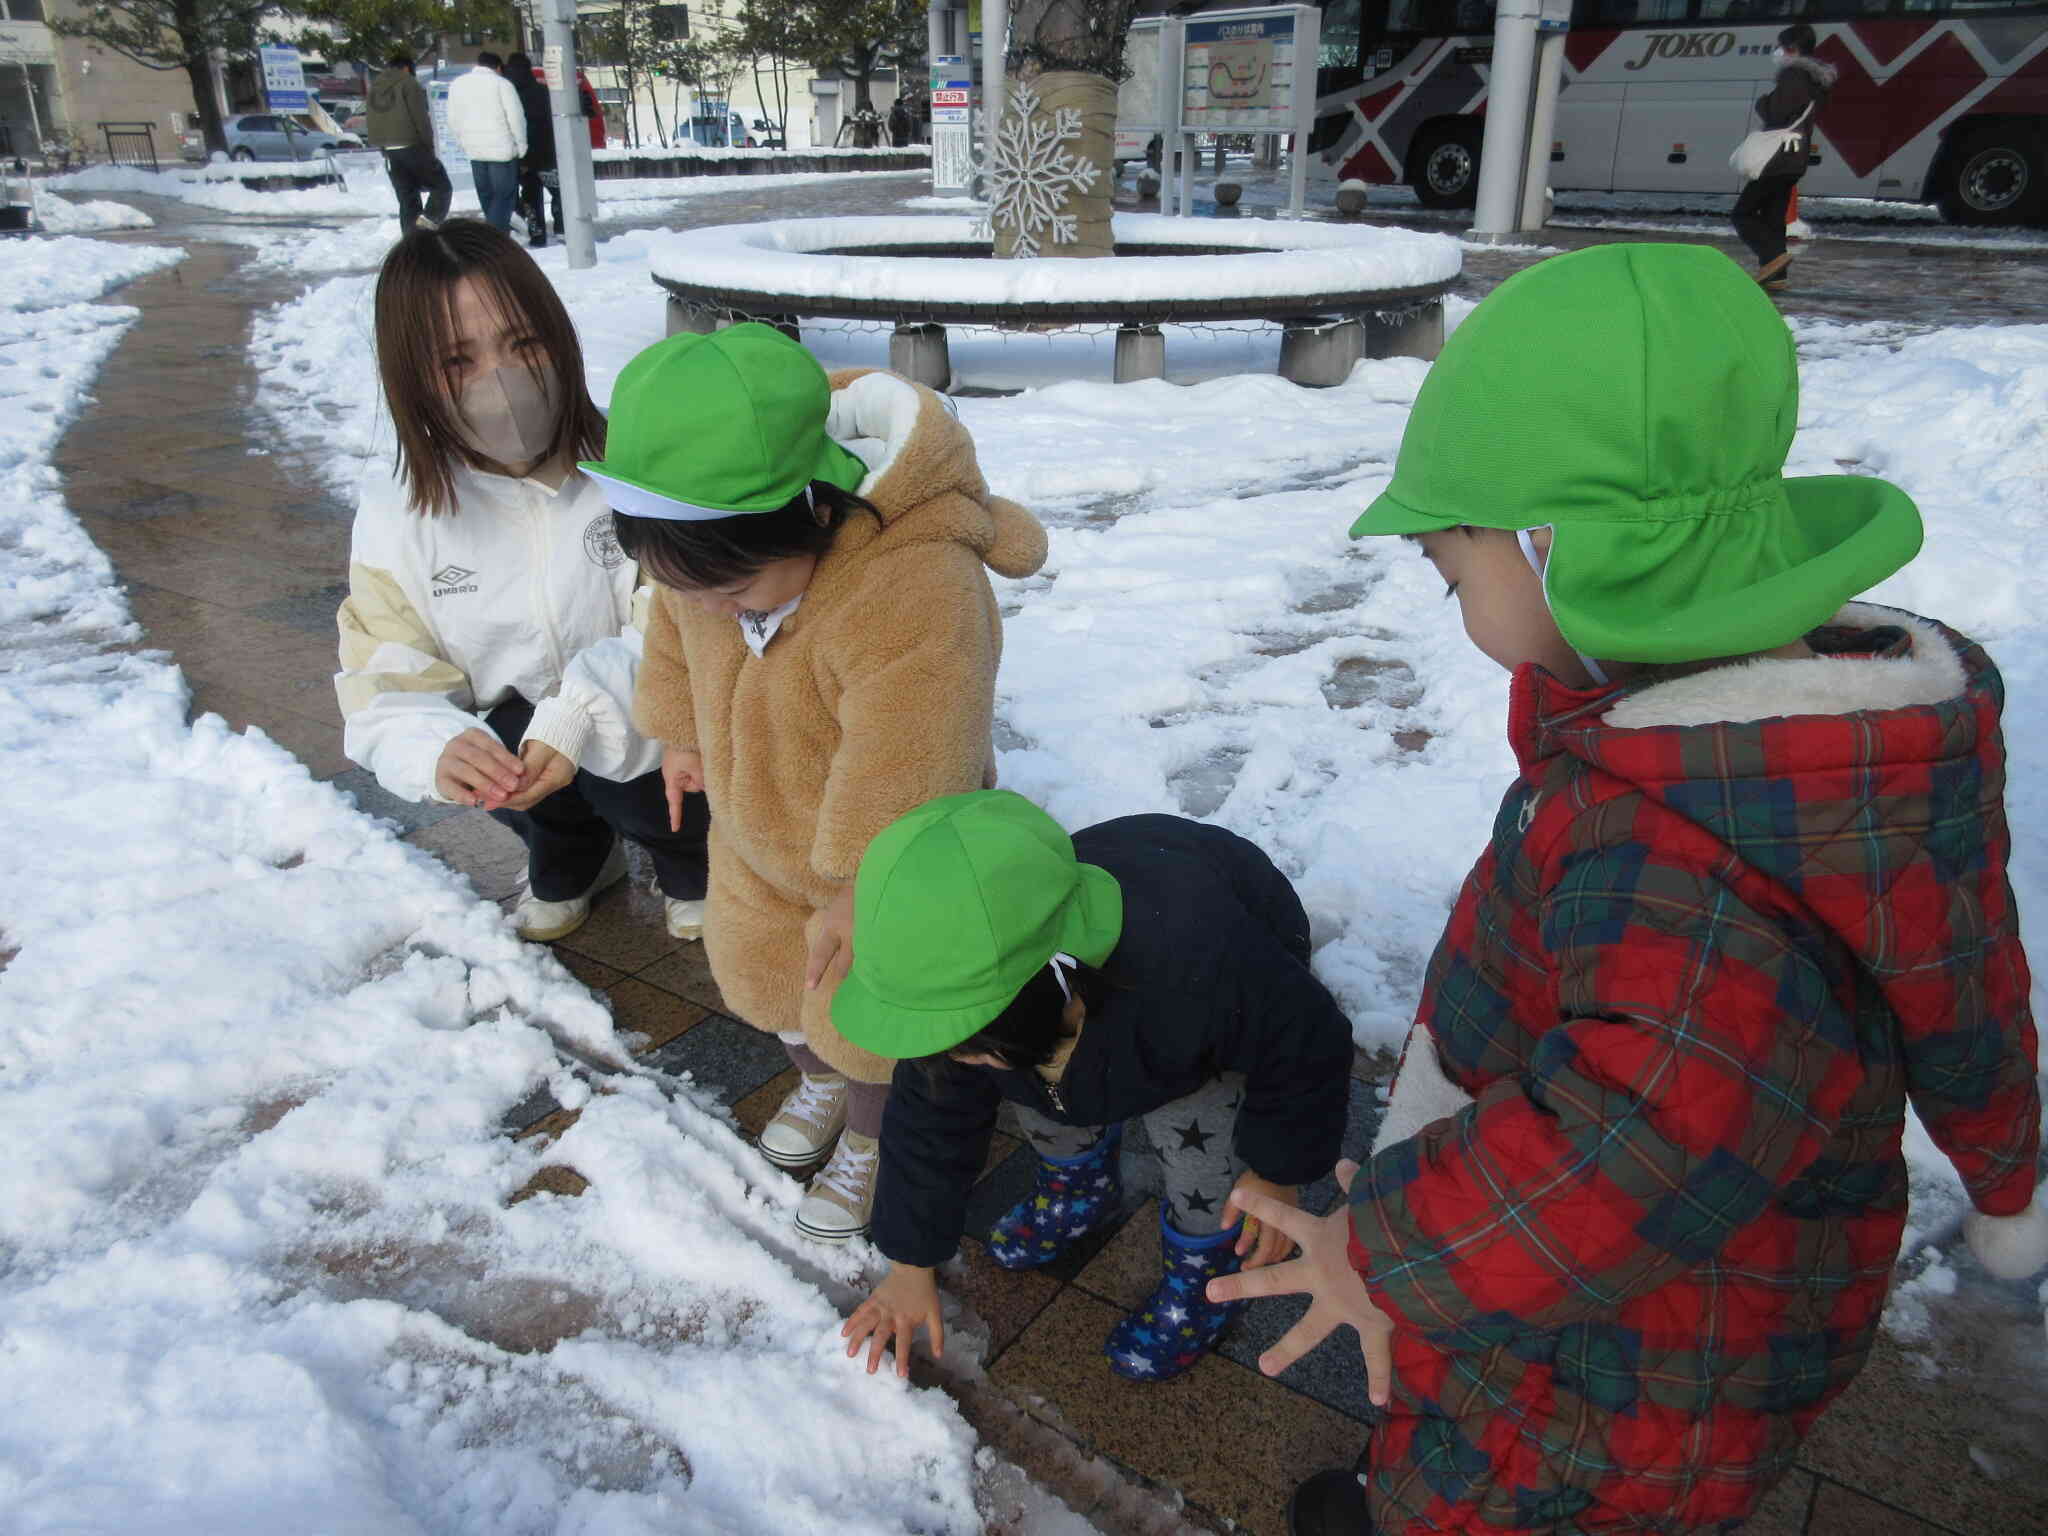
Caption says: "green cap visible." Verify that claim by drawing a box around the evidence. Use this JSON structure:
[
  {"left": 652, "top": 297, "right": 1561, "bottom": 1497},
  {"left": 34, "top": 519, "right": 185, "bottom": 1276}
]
[
  {"left": 830, "top": 791, "right": 1125, "bottom": 1060},
  {"left": 1350, "top": 243, "right": 1922, "bottom": 663},
  {"left": 579, "top": 322, "right": 868, "bottom": 521}
]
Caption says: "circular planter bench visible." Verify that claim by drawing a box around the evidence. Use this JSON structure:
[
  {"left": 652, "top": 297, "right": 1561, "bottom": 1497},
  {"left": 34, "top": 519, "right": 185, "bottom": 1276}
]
[{"left": 645, "top": 213, "right": 1462, "bottom": 387}]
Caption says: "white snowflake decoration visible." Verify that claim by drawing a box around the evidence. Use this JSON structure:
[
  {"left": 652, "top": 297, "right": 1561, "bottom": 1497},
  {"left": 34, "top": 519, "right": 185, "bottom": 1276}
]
[{"left": 982, "top": 80, "right": 1101, "bottom": 258}]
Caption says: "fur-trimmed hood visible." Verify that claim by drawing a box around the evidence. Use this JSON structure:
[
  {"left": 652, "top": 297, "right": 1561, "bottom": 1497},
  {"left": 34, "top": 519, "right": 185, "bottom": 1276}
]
[
  {"left": 1780, "top": 53, "right": 1839, "bottom": 92},
  {"left": 825, "top": 367, "right": 1047, "bottom": 580}
]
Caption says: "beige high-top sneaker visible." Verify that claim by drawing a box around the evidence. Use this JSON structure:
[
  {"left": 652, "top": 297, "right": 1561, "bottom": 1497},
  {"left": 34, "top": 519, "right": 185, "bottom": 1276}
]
[
  {"left": 757, "top": 1072, "right": 847, "bottom": 1170},
  {"left": 795, "top": 1129, "right": 879, "bottom": 1243}
]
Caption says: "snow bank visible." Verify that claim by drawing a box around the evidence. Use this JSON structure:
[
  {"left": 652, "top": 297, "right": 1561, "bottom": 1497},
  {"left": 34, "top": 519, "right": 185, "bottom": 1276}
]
[
  {"left": 1, "top": 239, "right": 990, "bottom": 1532},
  {"left": 0, "top": 234, "right": 183, "bottom": 314},
  {"left": 645, "top": 213, "right": 1463, "bottom": 308},
  {"left": 29, "top": 192, "right": 155, "bottom": 233}
]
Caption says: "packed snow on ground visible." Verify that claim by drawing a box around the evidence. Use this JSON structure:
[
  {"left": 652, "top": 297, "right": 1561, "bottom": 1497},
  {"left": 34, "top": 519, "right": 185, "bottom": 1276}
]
[
  {"left": 0, "top": 240, "right": 1006, "bottom": 1533},
  {"left": 28, "top": 190, "right": 156, "bottom": 233},
  {"left": 51, "top": 158, "right": 930, "bottom": 230},
  {"left": 0, "top": 234, "right": 184, "bottom": 314}
]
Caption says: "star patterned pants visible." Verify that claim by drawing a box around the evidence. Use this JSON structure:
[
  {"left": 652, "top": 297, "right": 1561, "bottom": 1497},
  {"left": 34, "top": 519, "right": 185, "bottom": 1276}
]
[{"left": 1011, "top": 1072, "right": 1247, "bottom": 1235}]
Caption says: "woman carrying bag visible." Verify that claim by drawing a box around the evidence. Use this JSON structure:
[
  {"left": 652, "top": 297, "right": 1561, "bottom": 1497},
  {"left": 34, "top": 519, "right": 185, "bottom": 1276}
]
[{"left": 1730, "top": 24, "right": 1836, "bottom": 293}]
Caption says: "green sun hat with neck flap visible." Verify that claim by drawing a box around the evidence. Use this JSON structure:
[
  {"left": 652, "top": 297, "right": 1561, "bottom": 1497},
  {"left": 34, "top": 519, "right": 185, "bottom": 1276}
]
[
  {"left": 1349, "top": 242, "right": 1922, "bottom": 664},
  {"left": 579, "top": 322, "right": 868, "bottom": 522},
  {"left": 830, "top": 791, "right": 1125, "bottom": 1061}
]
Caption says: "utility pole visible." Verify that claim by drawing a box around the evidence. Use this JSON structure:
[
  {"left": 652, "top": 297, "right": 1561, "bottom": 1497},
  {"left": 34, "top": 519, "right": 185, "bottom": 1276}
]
[
  {"left": 1469, "top": 0, "right": 1568, "bottom": 243},
  {"left": 982, "top": 0, "right": 1006, "bottom": 146},
  {"left": 543, "top": 0, "right": 597, "bottom": 269}
]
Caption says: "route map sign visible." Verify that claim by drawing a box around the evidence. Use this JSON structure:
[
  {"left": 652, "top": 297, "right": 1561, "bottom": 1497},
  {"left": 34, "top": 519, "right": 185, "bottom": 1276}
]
[
  {"left": 1181, "top": 9, "right": 1302, "bottom": 132},
  {"left": 260, "top": 45, "right": 310, "bottom": 112}
]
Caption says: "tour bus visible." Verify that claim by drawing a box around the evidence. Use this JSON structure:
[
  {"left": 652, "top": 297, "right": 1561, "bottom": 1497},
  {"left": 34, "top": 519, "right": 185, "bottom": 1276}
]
[{"left": 1304, "top": 0, "right": 2048, "bottom": 223}]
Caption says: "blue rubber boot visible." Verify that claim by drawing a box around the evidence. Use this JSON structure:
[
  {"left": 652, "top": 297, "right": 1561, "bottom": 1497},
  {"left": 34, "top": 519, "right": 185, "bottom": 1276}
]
[
  {"left": 1104, "top": 1209, "right": 1244, "bottom": 1380},
  {"left": 986, "top": 1124, "right": 1123, "bottom": 1270}
]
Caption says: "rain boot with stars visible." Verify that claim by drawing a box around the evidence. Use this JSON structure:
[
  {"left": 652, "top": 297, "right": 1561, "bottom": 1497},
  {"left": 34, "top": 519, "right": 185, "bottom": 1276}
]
[
  {"left": 1105, "top": 1206, "right": 1244, "bottom": 1380},
  {"left": 987, "top": 1123, "right": 1123, "bottom": 1269}
]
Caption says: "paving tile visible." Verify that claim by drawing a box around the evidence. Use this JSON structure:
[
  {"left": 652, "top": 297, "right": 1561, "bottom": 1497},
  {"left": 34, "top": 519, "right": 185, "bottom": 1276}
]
[
  {"left": 1796, "top": 1300, "right": 2048, "bottom": 1536},
  {"left": 949, "top": 1235, "right": 1066, "bottom": 1361},
  {"left": 1073, "top": 1197, "right": 1164, "bottom": 1312},
  {"left": 604, "top": 976, "right": 712, "bottom": 1053},
  {"left": 407, "top": 810, "right": 530, "bottom": 902},
  {"left": 1742, "top": 1469, "right": 1816, "bottom": 1536},
  {"left": 637, "top": 941, "right": 729, "bottom": 1011},
  {"left": 732, "top": 1066, "right": 798, "bottom": 1139},
  {"left": 639, "top": 1012, "right": 789, "bottom": 1108},
  {"left": 1806, "top": 1482, "right": 1954, "bottom": 1536},
  {"left": 552, "top": 950, "right": 626, "bottom": 993},
  {"left": 244, "top": 580, "right": 354, "bottom": 637},
  {"left": 552, "top": 886, "right": 686, "bottom": 975},
  {"left": 989, "top": 1287, "right": 1361, "bottom": 1536}
]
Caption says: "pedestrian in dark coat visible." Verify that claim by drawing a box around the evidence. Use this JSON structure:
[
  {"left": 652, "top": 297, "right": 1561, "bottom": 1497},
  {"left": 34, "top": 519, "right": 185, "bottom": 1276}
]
[
  {"left": 1733, "top": 23, "right": 1837, "bottom": 289},
  {"left": 835, "top": 793, "right": 1352, "bottom": 1383},
  {"left": 365, "top": 53, "right": 452, "bottom": 232},
  {"left": 887, "top": 97, "right": 912, "bottom": 148},
  {"left": 505, "top": 51, "right": 561, "bottom": 247},
  {"left": 1216, "top": 243, "right": 2045, "bottom": 1536}
]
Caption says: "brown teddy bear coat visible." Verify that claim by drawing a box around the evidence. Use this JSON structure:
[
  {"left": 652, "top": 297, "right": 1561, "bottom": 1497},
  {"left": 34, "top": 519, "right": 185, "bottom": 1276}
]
[{"left": 633, "top": 367, "right": 1048, "bottom": 1083}]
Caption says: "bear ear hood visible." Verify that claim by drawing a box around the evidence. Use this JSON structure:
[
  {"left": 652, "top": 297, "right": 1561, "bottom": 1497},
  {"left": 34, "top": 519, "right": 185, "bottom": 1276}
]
[{"left": 826, "top": 367, "right": 1048, "bottom": 579}]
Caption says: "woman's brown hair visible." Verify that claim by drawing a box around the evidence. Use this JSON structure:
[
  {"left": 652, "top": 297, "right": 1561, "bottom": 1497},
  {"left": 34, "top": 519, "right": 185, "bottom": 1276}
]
[{"left": 373, "top": 219, "right": 606, "bottom": 515}]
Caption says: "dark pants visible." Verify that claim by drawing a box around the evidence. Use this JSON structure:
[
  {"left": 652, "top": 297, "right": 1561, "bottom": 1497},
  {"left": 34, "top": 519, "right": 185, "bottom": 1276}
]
[
  {"left": 383, "top": 145, "right": 452, "bottom": 230},
  {"left": 484, "top": 697, "right": 710, "bottom": 902},
  {"left": 519, "top": 166, "right": 563, "bottom": 239},
  {"left": 1732, "top": 173, "right": 1801, "bottom": 266},
  {"left": 470, "top": 158, "right": 521, "bottom": 232}
]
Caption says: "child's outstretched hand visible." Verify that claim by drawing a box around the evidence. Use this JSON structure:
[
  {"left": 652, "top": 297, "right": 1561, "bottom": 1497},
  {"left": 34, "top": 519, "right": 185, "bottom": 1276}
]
[
  {"left": 1229, "top": 1171, "right": 1300, "bottom": 1269},
  {"left": 842, "top": 1262, "right": 944, "bottom": 1378},
  {"left": 1207, "top": 1159, "right": 1397, "bottom": 1406}
]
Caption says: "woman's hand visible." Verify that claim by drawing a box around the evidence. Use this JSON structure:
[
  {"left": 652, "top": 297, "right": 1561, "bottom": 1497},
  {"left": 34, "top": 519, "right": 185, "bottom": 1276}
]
[
  {"left": 804, "top": 882, "right": 856, "bottom": 992},
  {"left": 501, "top": 740, "right": 575, "bottom": 812},
  {"left": 841, "top": 1263, "right": 944, "bottom": 1378},
  {"left": 1207, "top": 1159, "right": 1397, "bottom": 1406},
  {"left": 435, "top": 728, "right": 525, "bottom": 810},
  {"left": 662, "top": 746, "right": 704, "bottom": 833},
  {"left": 1229, "top": 1172, "right": 1301, "bottom": 1269}
]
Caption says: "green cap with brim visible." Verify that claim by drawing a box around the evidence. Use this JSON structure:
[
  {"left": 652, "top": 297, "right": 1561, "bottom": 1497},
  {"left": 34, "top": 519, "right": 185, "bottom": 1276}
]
[
  {"left": 1349, "top": 243, "right": 1922, "bottom": 664},
  {"left": 830, "top": 791, "right": 1125, "bottom": 1061},
  {"left": 580, "top": 322, "right": 867, "bottom": 522}
]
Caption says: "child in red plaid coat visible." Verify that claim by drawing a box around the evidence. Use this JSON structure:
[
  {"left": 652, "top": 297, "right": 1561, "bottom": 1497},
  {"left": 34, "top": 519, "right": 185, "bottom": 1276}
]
[{"left": 1213, "top": 244, "right": 2046, "bottom": 1536}]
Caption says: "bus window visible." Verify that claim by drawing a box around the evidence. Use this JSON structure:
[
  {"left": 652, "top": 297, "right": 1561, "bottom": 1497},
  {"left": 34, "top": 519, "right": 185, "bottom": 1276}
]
[
  {"left": 1579, "top": 0, "right": 1689, "bottom": 24},
  {"left": 1385, "top": 0, "right": 1494, "bottom": 31}
]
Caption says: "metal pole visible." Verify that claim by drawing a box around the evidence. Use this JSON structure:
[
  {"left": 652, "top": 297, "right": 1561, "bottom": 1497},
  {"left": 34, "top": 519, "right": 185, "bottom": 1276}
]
[
  {"left": 983, "top": 0, "right": 1006, "bottom": 149},
  {"left": 1287, "top": 3, "right": 1319, "bottom": 217},
  {"left": 18, "top": 59, "right": 44, "bottom": 154},
  {"left": 1469, "top": 0, "right": 1538, "bottom": 242},
  {"left": 1517, "top": 29, "right": 1566, "bottom": 231},
  {"left": 544, "top": 0, "right": 596, "bottom": 269}
]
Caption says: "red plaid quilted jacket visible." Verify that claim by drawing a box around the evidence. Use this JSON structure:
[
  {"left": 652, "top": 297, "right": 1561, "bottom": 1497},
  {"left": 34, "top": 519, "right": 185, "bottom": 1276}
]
[{"left": 1350, "top": 610, "right": 2040, "bottom": 1534}]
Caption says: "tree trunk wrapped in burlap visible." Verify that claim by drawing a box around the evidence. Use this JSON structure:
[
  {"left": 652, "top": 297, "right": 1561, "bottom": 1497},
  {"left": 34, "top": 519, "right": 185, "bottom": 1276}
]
[{"left": 990, "top": 68, "right": 1118, "bottom": 260}]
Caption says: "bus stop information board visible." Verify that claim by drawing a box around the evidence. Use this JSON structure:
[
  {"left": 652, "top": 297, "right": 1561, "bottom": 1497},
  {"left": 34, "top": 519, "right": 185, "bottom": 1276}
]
[
  {"left": 260, "top": 45, "right": 310, "bottom": 112},
  {"left": 1181, "top": 12, "right": 1299, "bottom": 131}
]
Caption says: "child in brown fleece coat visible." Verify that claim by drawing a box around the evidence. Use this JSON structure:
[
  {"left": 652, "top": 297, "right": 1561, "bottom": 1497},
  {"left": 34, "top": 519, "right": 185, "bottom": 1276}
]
[{"left": 585, "top": 323, "right": 1047, "bottom": 1242}]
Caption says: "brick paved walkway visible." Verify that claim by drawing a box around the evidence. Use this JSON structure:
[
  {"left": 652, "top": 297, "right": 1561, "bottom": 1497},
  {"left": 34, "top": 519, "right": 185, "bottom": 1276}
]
[{"left": 51, "top": 190, "right": 2048, "bottom": 1535}]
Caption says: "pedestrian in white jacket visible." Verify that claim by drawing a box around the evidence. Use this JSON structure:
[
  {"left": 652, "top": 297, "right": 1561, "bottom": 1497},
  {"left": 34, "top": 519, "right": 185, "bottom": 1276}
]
[
  {"left": 445, "top": 53, "right": 527, "bottom": 232},
  {"left": 335, "top": 220, "right": 710, "bottom": 945}
]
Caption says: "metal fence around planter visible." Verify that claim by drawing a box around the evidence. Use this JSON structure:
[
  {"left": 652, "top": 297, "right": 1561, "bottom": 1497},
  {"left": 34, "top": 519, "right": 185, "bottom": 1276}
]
[{"left": 98, "top": 122, "right": 159, "bottom": 172}]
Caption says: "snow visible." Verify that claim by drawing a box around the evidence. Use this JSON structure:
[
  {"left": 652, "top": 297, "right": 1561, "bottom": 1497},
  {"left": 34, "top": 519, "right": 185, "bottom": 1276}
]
[
  {"left": 2, "top": 239, "right": 991, "bottom": 1531},
  {"left": 28, "top": 191, "right": 156, "bottom": 233},
  {"left": 645, "top": 214, "right": 1463, "bottom": 308},
  {"left": 0, "top": 235, "right": 185, "bottom": 314}
]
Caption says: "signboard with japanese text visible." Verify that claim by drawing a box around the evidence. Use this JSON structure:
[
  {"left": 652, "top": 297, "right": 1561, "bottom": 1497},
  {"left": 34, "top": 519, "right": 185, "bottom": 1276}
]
[
  {"left": 1181, "top": 9, "right": 1302, "bottom": 132},
  {"left": 260, "top": 45, "right": 310, "bottom": 112}
]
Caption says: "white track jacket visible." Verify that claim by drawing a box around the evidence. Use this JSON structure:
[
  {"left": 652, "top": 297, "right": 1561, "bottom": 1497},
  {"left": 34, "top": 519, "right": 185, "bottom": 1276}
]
[{"left": 335, "top": 466, "right": 657, "bottom": 803}]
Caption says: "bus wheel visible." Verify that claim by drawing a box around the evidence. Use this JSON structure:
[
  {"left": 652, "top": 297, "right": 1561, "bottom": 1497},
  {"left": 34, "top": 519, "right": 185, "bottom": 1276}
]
[
  {"left": 1936, "top": 125, "right": 2043, "bottom": 225},
  {"left": 1409, "top": 122, "right": 1482, "bottom": 209}
]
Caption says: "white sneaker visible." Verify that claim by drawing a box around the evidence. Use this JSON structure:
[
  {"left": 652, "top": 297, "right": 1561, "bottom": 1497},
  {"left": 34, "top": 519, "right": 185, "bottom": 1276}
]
[
  {"left": 796, "top": 1129, "right": 879, "bottom": 1243},
  {"left": 664, "top": 896, "right": 705, "bottom": 941},
  {"left": 511, "top": 841, "right": 628, "bottom": 943},
  {"left": 757, "top": 1072, "right": 847, "bottom": 1169}
]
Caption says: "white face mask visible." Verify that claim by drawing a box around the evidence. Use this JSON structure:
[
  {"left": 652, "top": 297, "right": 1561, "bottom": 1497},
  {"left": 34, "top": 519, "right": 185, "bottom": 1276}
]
[
  {"left": 1515, "top": 527, "right": 1611, "bottom": 688},
  {"left": 1771, "top": 46, "right": 1789, "bottom": 63},
  {"left": 455, "top": 363, "right": 558, "bottom": 470}
]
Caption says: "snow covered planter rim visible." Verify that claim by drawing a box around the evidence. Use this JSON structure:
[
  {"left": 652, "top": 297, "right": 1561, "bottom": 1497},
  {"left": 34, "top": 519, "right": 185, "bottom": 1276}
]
[
  {"left": 646, "top": 214, "right": 1462, "bottom": 326},
  {"left": 592, "top": 144, "right": 930, "bottom": 162}
]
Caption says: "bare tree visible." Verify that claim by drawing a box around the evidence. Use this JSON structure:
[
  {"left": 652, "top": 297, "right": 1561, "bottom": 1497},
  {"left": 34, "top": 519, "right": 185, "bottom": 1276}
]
[{"left": 50, "top": 0, "right": 282, "bottom": 156}]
